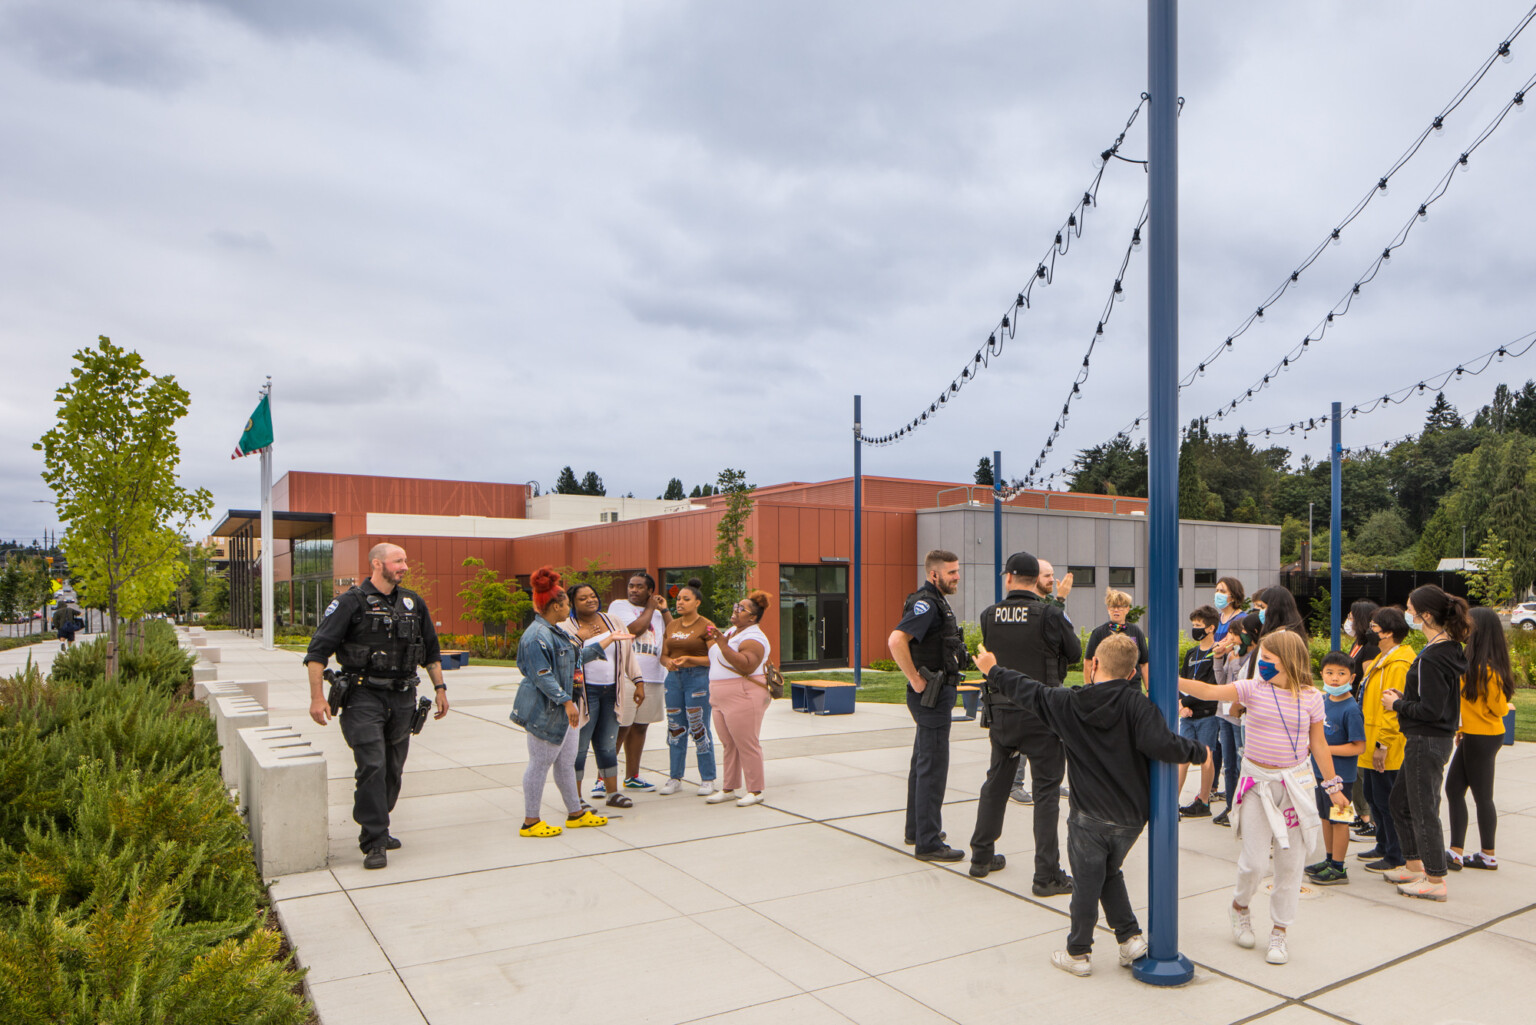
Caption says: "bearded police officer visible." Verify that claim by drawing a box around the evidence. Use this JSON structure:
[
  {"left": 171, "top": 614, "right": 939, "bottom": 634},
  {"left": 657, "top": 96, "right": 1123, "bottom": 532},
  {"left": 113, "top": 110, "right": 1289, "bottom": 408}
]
[
  {"left": 968, "top": 551, "right": 1080, "bottom": 894},
  {"left": 888, "top": 549, "right": 969, "bottom": 862},
  {"left": 305, "top": 543, "right": 449, "bottom": 870}
]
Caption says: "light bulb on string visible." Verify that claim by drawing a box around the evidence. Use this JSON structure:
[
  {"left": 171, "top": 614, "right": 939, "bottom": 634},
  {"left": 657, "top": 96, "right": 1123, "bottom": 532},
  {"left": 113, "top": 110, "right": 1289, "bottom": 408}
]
[
  {"left": 1432, "top": 116, "right": 1445, "bottom": 137},
  {"left": 1113, "top": 280, "right": 1125, "bottom": 303},
  {"left": 1131, "top": 228, "right": 1143, "bottom": 252},
  {"left": 1330, "top": 228, "right": 1342, "bottom": 247},
  {"left": 1376, "top": 177, "right": 1389, "bottom": 198},
  {"left": 1500, "top": 41, "right": 1513, "bottom": 63},
  {"left": 1459, "top": 153, "right": 1470, "bottom": 172},
  {"left": 1516, "top": 91, "right": 1527, "bottom": 113},
  {"left": 1417, "top": 205, "right": 1429, "bottom": 221}
]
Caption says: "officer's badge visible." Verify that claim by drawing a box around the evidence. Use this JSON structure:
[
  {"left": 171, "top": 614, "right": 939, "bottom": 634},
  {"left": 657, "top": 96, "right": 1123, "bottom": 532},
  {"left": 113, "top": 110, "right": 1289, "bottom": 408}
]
[
  {"left": 403, "top": 596, "right": 415, "bottom": 611},
  {"left": 323, "top": 599, "right": 340, "bottom": 618},
  {"left": 913, "top": 600, "right": 931, "bottom": 615}
]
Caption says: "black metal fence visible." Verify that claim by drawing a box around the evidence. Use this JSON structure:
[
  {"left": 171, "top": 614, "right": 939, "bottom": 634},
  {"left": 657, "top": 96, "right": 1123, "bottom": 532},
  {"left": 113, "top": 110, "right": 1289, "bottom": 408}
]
[{"left": 1280, "top": 570, "right": 1470, "bottom": 611}]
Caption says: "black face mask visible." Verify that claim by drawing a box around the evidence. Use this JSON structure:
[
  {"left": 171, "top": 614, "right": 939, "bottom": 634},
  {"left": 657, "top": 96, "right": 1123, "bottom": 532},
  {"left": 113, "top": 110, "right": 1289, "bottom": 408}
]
[{"left": 1191, "top": 627, "right": 1207, "bottom": 641}]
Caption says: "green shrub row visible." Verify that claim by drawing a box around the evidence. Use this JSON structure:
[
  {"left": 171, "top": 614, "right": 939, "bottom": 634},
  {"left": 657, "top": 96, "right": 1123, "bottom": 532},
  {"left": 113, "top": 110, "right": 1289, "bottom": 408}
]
[{"left": 0, "top": 622, "right": 310, "bottom": 1023}]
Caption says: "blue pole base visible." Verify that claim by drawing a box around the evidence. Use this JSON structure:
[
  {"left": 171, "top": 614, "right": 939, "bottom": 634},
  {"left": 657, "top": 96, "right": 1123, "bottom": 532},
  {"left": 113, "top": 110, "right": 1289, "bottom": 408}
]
[{"left": 1132, "top": 952, "right": 1194, "bottom": 987}]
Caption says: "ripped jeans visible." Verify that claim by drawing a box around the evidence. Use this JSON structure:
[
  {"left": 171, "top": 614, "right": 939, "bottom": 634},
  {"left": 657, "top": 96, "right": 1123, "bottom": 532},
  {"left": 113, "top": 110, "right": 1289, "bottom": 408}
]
[{"left": 665, "top": 666, "right": 716, "bottom": 782}]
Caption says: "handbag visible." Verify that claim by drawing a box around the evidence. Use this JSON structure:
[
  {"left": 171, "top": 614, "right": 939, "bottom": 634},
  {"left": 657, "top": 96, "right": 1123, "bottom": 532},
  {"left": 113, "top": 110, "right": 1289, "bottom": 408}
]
[{"left": 727, "top": 626, "right": 785, "bottom": 699}]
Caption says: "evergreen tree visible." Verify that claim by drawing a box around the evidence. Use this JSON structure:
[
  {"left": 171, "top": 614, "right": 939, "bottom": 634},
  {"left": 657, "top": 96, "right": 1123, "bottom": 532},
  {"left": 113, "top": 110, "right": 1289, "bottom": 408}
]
[
  {"left": 554, "top": 466, "right": 581, "bottom": 494},
  {"left": 689, "top": 484, "right": 701, "bottom": 498},
  {"left": 974, "top": 458, "right": 994, "bottom": 486},
  {"left": 1509, "top": 380, "right": 1536, "bottom": 436},
  {"left": 579, "top": 471, "right": 605, "bottom": 496},
  {"left": 1423, "top": 392, "right": 1464, "bottom": 434},
  {"left": 662, "top": 477, "right": 686, "bottom": 500},
  {"left": 710, "top": 469, "right": 756, "bottom": 614}
]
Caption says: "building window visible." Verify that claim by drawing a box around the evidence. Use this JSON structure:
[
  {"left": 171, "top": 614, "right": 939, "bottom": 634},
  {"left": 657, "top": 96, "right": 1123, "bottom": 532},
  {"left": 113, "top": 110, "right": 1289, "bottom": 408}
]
[
  {"left": 1068, "top": 566, "right": 1096, "bottom": 587},
  {"left": 1109, "top": 567, "right": 1135, "bottom": 587},
  {"left": 1195, "top": 568, "right": 1218, "bottom": 586},
  {"left": 1177, "top": 569, "right": 1184, "bottom": 587}
]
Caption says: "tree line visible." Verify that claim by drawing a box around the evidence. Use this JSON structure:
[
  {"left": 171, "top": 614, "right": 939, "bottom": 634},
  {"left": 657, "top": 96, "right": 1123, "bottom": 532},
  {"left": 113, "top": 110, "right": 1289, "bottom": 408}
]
[{"left": 1054, "top": 381, "right": 1536, "bottom": 600}]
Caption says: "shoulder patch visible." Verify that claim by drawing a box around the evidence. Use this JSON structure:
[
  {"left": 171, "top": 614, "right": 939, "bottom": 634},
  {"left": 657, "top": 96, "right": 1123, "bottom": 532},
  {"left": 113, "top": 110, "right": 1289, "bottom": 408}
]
[
  {"left": 323, "top": 598, "right": 340, "bottom": 618},
  {"left": 403, "top": 596, "right": 415, "bottom": 611},
  {"left": 912, "top": 600, "right": 932, "bottom": 616}
]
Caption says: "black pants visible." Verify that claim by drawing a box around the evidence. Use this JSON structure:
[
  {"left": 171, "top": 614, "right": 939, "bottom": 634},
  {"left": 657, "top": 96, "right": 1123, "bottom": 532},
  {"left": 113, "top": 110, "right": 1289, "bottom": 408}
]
[
  {"left": 1446, "top": 733, "right": 1503, "bottom": 851},
  {"left": 340, "top": 685, "right": 418, "bottom": 852},
  {"left": 1361, "top": 767, "right": 1402, "bottom": 865},
  {"left": 969, "top": 706, "right": 1065, "bottom": 882},
  {"left": 1066, "top": 811, "right": 1142, "bottom": 957},
  {"left": 905, "top": 682, "right": 955, "bottom": 853},
  {"left": 1389, "top": 734, "right": 1454, "bottom": 876}
]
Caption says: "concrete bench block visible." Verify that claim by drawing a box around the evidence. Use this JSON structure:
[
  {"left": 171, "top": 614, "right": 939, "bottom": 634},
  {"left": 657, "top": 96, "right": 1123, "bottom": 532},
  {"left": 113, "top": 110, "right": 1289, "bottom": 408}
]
[
  {"left": 190, "top": 635, "right": 209, "bottom": 647},
  {"left": 213, "top": 695, "right": 269, "bottom": 787},
  {"left": 197, "top": 678, "right": 268, "bottom": 707},
  {"left": 192, "top": 663, "right": 217, "bottom": 684},
  {"left": 200, "top": 646, "right": 222, "bottom": 663},
  {"left": 237, "top": 726, "right": 328, "bottom": 878}
]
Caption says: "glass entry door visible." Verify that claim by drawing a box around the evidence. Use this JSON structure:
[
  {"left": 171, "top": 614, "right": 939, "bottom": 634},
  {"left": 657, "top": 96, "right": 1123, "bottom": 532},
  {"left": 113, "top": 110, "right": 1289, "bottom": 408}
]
[{"left": 778, "top": 565, "right": 848, "bottom": 669}]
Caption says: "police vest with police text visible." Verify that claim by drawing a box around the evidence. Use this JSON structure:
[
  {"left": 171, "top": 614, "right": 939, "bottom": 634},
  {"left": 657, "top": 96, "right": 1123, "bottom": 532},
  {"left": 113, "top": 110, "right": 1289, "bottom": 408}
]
[{"left": 980, "top": 591, "right": 1064, "bottom": 711}]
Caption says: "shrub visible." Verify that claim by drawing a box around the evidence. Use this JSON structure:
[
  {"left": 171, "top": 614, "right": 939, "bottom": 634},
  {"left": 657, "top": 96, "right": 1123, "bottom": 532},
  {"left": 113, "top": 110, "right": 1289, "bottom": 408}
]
[
  {"left": 869, "top": 659, "right": 898, "bottom": 672},
  {"left": 50, "top": 621, "right": 194, "bottom": 694}
]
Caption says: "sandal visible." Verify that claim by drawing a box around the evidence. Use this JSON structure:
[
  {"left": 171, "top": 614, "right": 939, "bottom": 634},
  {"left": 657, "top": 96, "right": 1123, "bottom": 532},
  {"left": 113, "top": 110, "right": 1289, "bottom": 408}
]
[
  {"left": 1463, "top": 853, "right": 1498, "bottom": 870},
  {"left": 519, "top": 820, "right": 563, "bottom": 838},
  {"left": 566, "top": 810, "right": 609, "bottom": 828},
  {"left": 605, "top": 793, "right": 633, "bottom": 809}
]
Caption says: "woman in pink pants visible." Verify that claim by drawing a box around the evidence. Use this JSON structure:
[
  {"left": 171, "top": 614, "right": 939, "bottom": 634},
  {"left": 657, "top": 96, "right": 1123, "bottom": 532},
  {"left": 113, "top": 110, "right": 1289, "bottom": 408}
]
[{"left": 705, "top": 590, "right": 774, "bottom": 807}]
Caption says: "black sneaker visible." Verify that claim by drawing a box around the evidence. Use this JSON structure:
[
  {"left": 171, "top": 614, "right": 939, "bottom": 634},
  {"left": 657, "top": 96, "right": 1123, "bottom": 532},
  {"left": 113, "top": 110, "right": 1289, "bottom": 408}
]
[
  {"left": 386, "top": 836, "right": 402, "bottom": 851},
  {"left": 1212, "top": 808, "right": 1231, "bottom": 827},
  {"left": 1355, "top": 847, "right": 1385, "bottom": 862},
  {"left": 1032, "top": 874, "right": 1074, "bottom": 897},
  {"left": 1364, "top": 858, "right": 1402, "bottom": 873},
  {"left": 1311, "top": 864, "right": 1349, "bottom": 886},
  {"left": 969, "top": 854, "right": 1006, "bottom": 878},
  {"left": 1304, "top": 860, "right": 1329, "bottom": 878},
  {"left": 363, "top": 846, "right": 387, "bottom": 870},
  {"left": 1351, "top": 823, "right": 1377, "bottom": 840},
  {"left": 1179, "top": 799, "right": 1211, "bottom": 819},
  {"left": 915, "top": 845, "right": 965, "bottom": 863}
]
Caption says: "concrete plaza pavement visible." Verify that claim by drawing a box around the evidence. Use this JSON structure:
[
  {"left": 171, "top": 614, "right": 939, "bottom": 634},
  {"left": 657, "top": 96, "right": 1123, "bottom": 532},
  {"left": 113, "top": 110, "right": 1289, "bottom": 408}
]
[{"left": 8, "top": 630, "right": 1535, "bottom": 1025}]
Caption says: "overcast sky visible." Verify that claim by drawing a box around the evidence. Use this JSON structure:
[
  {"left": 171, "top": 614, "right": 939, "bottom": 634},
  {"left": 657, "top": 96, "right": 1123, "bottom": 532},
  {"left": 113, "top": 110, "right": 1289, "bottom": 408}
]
[{"left": 4, "top": 0, "right": 1534, "bottom": 545}]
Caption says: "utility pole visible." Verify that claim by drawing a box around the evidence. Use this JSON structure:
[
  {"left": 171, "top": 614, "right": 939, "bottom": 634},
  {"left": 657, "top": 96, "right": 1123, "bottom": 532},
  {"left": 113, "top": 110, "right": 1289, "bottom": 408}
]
[
  {"left": 993, "top": 451, "right": 1003, "bottom": 604},
  {"left": 1134, "top": 0, "right": 1193, "bottom": 987},
  {"left": 853, "top": 395, "right": 862, "bottom": 688}
]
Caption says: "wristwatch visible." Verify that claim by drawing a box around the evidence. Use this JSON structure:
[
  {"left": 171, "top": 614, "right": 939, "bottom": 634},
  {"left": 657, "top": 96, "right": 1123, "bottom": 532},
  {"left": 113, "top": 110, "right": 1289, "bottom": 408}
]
[{"left": 434, "top": 683, "right": 447, "bottom": 691}]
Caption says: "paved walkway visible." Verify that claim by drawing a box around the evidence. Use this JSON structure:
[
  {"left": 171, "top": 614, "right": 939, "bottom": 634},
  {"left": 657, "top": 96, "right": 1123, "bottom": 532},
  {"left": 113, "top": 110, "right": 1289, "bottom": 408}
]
[{"left": 12, "top": 631, "right": 1533, "bottom": 1024}]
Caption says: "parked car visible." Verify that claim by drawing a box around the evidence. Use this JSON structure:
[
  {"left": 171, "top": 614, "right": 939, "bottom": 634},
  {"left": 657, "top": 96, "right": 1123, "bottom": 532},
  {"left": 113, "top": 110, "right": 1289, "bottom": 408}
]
[{"left": 1513, "top": 602, "right": 1536, "bottom": 632}]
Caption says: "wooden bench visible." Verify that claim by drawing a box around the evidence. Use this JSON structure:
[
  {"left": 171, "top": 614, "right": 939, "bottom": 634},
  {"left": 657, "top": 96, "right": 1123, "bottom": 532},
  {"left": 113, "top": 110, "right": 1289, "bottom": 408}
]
[
  {"left": 955, "top": 684, "right": 982, "bottom": 721},
  {"left": 790, "top": 679, "right": 857, "bottom": 715},
  {"left": 439, "top": 649, "right": 470, "bottom": 670}
]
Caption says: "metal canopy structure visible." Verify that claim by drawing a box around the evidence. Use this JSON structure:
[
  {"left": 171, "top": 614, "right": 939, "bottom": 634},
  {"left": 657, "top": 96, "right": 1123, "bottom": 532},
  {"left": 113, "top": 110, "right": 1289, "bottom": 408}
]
[{"left": 210, "top": 510, "right": 332, "bottom": 635}]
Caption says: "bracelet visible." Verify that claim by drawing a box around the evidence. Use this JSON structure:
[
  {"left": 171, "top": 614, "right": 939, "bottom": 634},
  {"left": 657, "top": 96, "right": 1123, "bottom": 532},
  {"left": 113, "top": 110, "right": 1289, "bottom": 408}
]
[
  {"left": 434, "top": 684, "right": 446, "bottom": 691},
  {"left": 1321, "top": 775, "right": 1342, "bottom": 794}
]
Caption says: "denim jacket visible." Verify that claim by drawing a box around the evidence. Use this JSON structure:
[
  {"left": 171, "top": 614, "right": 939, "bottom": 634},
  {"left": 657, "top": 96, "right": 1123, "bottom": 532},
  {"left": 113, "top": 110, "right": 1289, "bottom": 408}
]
[{"left": 512, "top": 616, "right": 607, "bottom": 744}]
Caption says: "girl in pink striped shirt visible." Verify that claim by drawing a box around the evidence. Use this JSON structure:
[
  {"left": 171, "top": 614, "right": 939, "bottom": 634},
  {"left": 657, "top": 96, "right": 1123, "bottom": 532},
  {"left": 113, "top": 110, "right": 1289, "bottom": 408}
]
[{"left": 1180, "top": 629, "right": 1350, "bottom": 966}]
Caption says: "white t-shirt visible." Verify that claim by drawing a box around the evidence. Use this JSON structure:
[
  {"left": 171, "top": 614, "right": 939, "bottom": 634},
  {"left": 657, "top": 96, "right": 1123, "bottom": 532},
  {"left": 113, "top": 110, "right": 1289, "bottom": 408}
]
[
  {"left": 607, "top": 600, "right": 666, "bottom": 682},
  {"left": 708, "top": 624, "right": 770, "bottom": 681}
]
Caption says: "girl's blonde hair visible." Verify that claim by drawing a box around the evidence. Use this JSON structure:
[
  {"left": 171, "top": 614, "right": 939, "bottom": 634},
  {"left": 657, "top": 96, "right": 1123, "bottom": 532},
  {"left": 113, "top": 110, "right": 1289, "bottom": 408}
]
[
  {"left": 1256, "top": 630, "right": 1313, "bottom": 693},
  {"left": 1104, "top": 588, "right": 1133, "bottom": 609}
]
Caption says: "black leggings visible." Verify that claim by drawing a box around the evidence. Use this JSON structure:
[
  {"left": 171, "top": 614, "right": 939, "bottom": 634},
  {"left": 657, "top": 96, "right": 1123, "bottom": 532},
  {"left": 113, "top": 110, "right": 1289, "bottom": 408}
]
[{"left": 1446, "top": 733, "right": 1503, "bottom": 851}]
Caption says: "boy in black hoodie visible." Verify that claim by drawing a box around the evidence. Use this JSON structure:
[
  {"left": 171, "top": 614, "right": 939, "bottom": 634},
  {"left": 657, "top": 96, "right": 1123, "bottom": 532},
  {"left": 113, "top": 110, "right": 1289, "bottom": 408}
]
[{"left": 975, "top": 632, "right": 1205, "bottom": 977}]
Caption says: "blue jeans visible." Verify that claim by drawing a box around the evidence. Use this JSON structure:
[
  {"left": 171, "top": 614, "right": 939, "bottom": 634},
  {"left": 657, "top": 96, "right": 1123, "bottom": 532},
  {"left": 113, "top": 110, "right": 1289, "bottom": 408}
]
[
  {"left": 665, "top": 666, "right": 716, "bottom": 782},
  {"left": 1216, "top": 718, "right": 1240, "bottom": 802},
  {"left": 575, "top": 685, "right": 619, "bottom": 778}
]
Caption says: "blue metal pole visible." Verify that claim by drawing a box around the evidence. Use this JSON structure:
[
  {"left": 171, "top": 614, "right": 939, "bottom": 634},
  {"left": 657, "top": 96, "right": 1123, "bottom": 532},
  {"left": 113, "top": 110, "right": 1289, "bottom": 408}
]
[
  {"left": 993, "top": 450, "right": 1003, "bottom": 604},
  {"left": 853, "top": 395, "right": 863, "bottom": 688},
  {"left": 1135, "top": 0, "right": 1193, "bottom": 987},
  {"left": 1331, "top": 401, "right": 1342, "bottom": 652}
]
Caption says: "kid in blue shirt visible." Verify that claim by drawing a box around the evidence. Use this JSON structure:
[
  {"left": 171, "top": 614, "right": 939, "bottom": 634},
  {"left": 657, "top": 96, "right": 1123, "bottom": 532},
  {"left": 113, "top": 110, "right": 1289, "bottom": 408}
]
[{"left": 1308, "top": 652, "right": 1366, "bottom": 884}]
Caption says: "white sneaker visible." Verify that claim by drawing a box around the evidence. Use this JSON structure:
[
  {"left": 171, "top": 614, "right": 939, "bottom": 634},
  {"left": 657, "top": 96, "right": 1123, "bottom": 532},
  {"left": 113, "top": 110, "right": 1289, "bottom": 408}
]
[
  {"left": 1117, "top": 934, "right": 1147, "bottom": 967},
  {"left": 697, "top": 781, "right": 718, "bottom": 797},
  {"left": 1266, "top": 931, "right": 1288, "bottom": 965},
  {"left": 1229, "top": 905, "right": 1255, "bottom": 949},
  {"left": 657, "top": 778, "right": 682, "bottom": 795},
  {"left": 1050, "top": 950, "right": 1091, "bottom": 977},
  {"left": 705, "top": 789, "right": 736, "bottom": 804},
  {"left": 736, "top": 792, "right": 764, "bottom": 807}
]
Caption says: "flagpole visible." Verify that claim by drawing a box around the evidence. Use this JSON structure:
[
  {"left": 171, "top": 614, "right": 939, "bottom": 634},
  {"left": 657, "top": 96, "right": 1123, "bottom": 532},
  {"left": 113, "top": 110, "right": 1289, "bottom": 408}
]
[{"left": 260, "top": 377, "right": 274, "bottom": 652}]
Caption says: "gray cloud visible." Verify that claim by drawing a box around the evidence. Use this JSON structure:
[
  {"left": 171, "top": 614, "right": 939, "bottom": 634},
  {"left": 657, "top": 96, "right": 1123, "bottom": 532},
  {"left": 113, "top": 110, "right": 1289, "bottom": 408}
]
[
  {"left": 0, "top": 1, "right": 200, "bottom": 89},
  {"left": 177, "top": 0, "right": 428, "bottom": 58}
]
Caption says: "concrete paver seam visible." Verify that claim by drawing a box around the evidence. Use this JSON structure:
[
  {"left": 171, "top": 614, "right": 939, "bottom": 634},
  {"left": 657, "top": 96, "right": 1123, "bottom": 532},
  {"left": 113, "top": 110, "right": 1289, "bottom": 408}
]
[{"left": 329, "top": 874, "right": 434, "bottom": 1023}]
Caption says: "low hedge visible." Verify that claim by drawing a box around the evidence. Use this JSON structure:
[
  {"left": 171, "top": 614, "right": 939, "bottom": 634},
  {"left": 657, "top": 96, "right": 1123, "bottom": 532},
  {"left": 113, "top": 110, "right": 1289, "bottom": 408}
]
[{"left": 0, "top": 622, "right": 310, "bottom": 1023}]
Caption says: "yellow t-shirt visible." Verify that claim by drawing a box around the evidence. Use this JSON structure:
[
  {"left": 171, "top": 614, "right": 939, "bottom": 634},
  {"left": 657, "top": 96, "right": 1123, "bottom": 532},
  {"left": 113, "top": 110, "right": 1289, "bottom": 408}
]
[{"left": 1460, "top": 671, "right": 1512, "bottom": 735}]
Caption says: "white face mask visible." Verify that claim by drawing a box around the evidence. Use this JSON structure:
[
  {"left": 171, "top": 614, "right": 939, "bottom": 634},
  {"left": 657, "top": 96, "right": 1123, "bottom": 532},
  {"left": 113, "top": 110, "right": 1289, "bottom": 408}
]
[{"left": 1343, "top": 620, "right": 1355, "bottom": 638}]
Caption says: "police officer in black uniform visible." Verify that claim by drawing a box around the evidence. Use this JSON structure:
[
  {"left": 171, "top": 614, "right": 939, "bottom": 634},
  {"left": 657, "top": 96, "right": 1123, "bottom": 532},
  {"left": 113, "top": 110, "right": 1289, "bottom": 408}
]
[
  {"left": 888, "top": 549, "right": 968, "bottom": 862},
  {"left": 968, "top": 551, "right": 1080, "bottom": 894},
  {"left": 305, "top": 543, "right": 449, "bottom": 870}
]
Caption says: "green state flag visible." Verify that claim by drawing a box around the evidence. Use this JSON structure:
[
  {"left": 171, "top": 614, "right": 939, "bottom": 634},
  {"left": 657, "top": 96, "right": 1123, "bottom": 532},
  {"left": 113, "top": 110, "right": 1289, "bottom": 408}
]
[{"left": 231, "top": 394, "right": 273, "bottom": 459}]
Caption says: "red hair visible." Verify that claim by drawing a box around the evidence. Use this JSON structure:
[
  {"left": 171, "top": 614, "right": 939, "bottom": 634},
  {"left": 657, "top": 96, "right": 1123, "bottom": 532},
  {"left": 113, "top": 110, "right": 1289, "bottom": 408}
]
[{"left": 531, "top": 566, "right": 565, "bottom": 613}]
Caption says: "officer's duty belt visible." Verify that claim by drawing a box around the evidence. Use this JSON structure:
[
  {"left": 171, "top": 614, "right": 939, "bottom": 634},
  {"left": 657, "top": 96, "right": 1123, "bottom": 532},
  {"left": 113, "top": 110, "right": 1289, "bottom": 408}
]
[{"left": 359, "top": 676, "right": 416, "bottom": 692}]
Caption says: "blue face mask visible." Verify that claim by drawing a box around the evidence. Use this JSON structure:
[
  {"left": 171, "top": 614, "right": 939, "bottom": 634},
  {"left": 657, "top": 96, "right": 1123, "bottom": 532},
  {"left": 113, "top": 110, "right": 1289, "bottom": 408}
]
[
  {"left": 1257, "top": 608, "right": 1266, "bottom": 625},
  {"left": 1405, "top": 612, "right": 1419, "bottom": 631},
  {"left": 1323, "top": 681, "right": 1352, "bottom": 696},
  {"left": 1256, "top": 659, "right": 1279, "bottom": 682},
  {"left": 1213, "top": 592, "right": 1229, "bottom": 610}
]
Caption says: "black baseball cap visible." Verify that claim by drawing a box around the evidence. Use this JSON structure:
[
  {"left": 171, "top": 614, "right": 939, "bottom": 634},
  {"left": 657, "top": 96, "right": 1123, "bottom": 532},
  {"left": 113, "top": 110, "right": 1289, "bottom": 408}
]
[{"left": 1004, "top": 551, "right": 1040, "bottom": 578}]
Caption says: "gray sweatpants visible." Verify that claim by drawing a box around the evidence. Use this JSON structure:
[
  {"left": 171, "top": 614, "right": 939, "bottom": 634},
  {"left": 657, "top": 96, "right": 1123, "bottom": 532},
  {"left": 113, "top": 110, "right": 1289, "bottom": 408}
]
[{"left": 524, "top": 727, "right": 581, "bottom": 821}]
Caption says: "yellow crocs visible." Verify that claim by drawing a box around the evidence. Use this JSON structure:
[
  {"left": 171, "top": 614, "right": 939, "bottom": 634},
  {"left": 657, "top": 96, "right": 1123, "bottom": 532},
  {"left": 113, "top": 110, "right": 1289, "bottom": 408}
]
[
  {"left": 565, "top": 810, "right": 609, "bottom": 829},
  {"left": 519, "top": 820, "right": 563, "bottom": 838}
]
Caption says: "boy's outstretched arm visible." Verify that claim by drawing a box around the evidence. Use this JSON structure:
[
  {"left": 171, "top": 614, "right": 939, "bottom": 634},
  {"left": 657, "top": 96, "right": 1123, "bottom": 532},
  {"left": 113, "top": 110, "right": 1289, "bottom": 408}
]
[{"left": 1133, "top": 701, "right": 1207, "bottom": 765}]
